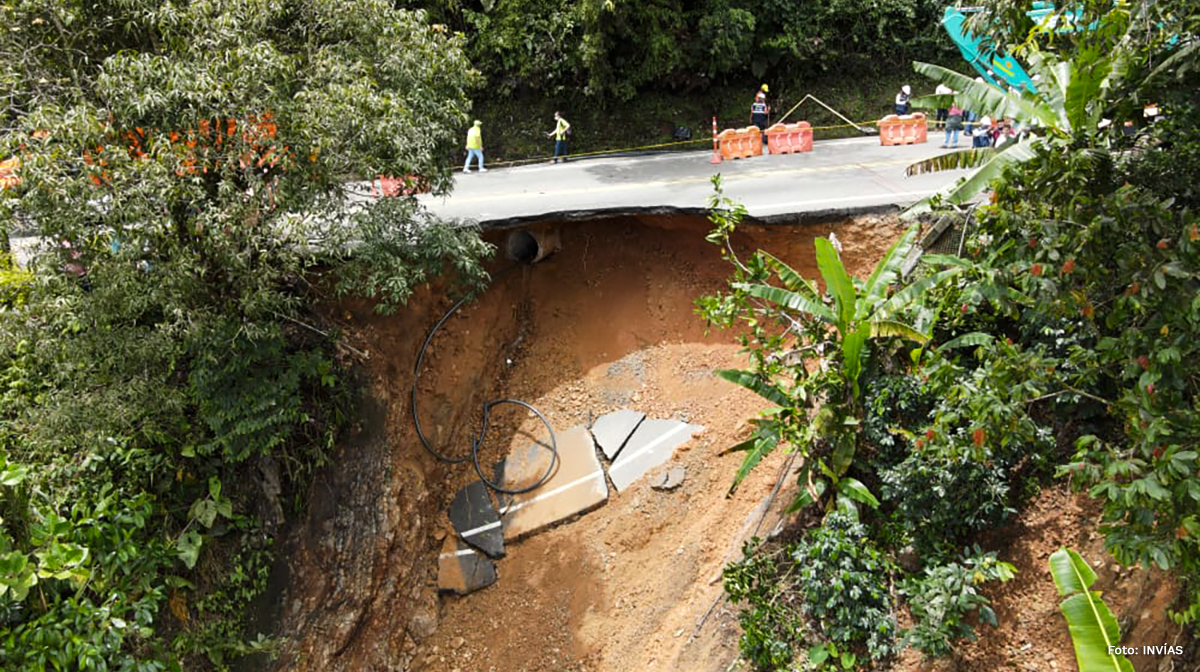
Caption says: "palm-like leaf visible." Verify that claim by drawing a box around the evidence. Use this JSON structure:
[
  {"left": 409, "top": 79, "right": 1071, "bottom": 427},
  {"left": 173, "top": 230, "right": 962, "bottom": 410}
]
[
  {"left": 725, "top": 427, "right": 780, "bottom": 495},
  {"left": 906, "top": 139, "right": 1042, "bottom": 214},
  {"left": 1048, "top": 548, "right": 1135, "bottom": 672},
  {"left": 859, "top": 223, "right": 919, "bottom": 318},
  {"left": 1063, "top": 46, "right": 1112, "bottom": 134},
  {"left": 715, "top": 369, "right": 792, "bottom": 408},
  {"left": 906, "top": 147, "right": 998, "bottom": 177},
  {"left": 869, "top": 319, "right": 929, "bottom": 343},
  {"left": 875, "top": 268, "right": 966, "bottom": 319},
  {"left": 734, "top": 282, "right": 836, "bottom": 323},
  {"left": 911, "top": 61, "right": 1056, "bottom": 127},
  {"left": 760, "top": 251, "right": 819, "bottom": 298},
  {"left": 814, "top": 238, "right": 856, "bottom": 331}
]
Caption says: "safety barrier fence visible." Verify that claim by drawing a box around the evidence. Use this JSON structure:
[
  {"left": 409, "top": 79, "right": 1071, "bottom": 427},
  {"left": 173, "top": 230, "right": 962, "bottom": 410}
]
[
  {"left": 717, "top": 127, "right": 762, "bottom": 160},
  {"left": 877, "top": 113, "right": 929, "bottom": 146},
  {"left": 370, "top": 113, "right": 952, "bottom": 191},
  {"left": 764, "top": 122, "right": 813, "bottom": 155}
]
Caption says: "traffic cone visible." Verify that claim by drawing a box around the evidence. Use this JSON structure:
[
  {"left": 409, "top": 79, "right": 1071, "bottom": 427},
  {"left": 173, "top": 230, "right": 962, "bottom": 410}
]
[{"left": 710, "top": 116, "right": 722, "bottom": 164}]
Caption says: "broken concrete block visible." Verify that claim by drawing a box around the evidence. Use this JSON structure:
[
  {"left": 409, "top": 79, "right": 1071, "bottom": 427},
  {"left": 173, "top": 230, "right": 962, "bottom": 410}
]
[
  {"left": 449, "top": 481, "right": 504, "bottom": 559},
  {"left": 591, "top": 409, "right": 646, "bottom": 460},
  {"left": 651, "top": 465, "right": 687, "bottom": 491},
  {"left": 496, "top": 425, "right": 608, "bottom": 540},
  {"left": 607, "top": 419, "right": 703, "bottom": 491},
  {"left": 437, "top": 535, "right": 497, "bottom": 596}
]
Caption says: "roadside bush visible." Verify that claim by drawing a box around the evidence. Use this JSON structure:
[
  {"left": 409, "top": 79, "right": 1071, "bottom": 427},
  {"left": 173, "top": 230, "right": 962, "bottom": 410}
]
[
  {"left": 880, "top": 453, "right": 1013, "bottom": 560},
  {"left": 861, "top": 374, "right": 933, "bottom": 469},
  {"left": 791, "top": 511, "right": 897, "bottom": 662},
  {"left": 724, "top": 540, "right": 806, "bottom": 671},
  {"left": 900, "top": 547, "right": 1016, "bottom": 657}
]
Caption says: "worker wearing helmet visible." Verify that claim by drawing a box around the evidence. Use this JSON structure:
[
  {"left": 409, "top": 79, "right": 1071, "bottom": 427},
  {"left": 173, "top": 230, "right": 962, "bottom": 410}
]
[
  {"left": 894, "top": 85, "right": 912, "bottom": 116},
  {"left": 750, "top": 84, "right": 770, "bottom": 150}
]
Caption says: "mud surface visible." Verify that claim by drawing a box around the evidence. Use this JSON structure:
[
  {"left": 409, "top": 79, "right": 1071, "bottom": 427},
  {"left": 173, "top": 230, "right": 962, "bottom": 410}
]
[{"left": 271, "top": 212, "right": 1183, "bottom": 672}]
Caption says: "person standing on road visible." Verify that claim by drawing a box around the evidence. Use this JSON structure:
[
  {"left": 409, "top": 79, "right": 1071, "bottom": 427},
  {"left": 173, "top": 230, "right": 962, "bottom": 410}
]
[
  {"left": 934, "top": 83, "right": 953, "bottom": 124},
  {"left": 463, "top": 120, "right": 486, "bottom": 173},
  {"left": 547, "top": 111, "right": 571, "bottom": 164},
  {"left": 942, "top": 103, "right": 964, "bottom": 148},
  {"left": 751, "top": 88, "right": 770, "bottom": 151},
  {"left": 894, "top": 85, "right": 912, "bottom": 115}
]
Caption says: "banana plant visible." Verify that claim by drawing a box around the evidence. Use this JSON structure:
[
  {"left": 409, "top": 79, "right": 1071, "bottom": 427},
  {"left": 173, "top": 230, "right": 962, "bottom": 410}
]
[
  {"left": 717, "top": 222, "right": 964, "bottom": 511},
  {"left": 903, "top": 43, "right": 1125, "bottom": 213},
  {"left": 1048, "top": 547, "right": 1134, "bottom": 672}
]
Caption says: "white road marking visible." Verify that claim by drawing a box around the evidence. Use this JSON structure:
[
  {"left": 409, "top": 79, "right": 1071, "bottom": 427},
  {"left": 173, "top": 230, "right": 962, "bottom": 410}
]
[
  {"left": 608, "top": 423, "right": 692, "bottom": 477},
  {"left": 456, "top": 470, "right": 607, "bottom": 539}
]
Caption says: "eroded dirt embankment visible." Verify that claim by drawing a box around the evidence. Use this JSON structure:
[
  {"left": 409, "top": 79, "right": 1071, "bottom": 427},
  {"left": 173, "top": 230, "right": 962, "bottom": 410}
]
[
  {"left": 267, "top": 211, "right": 1184, "bottom": 672},
  {"left": 265, "top": 212, "right": 907, "bottom": 671}
]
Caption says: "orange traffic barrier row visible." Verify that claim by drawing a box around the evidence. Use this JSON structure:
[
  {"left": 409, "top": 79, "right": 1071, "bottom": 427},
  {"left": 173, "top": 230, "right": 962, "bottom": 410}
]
[
  {"left": 718, "top": 127, "right": 763, "bottom": 160},
  {"left": 877, "top": 113, "right": 928, "bottom": 146},
  {"left": 764, "top": 122, "right": 813, "bottom": 155}
]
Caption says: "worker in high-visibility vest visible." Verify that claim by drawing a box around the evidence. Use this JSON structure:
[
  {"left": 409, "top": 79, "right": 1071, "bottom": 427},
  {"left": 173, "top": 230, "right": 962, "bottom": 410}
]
[
  {"left": 751, "top": 85, "right": 770, "bottom": 152},
  {"left": 463, "top": 120, "right": 486, "bottom": 173},
  {"left": 546, "top": 112, "right": 571, "bottom": 164}
]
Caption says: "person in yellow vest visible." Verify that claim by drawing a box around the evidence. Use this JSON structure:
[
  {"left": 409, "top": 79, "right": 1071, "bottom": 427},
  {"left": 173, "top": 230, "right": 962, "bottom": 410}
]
[
  {"left": 546, "top": 111, "right": 571, "bottom": 164},
  {"left": 464, "top": 120, "right": 486, "bottom": 173}
]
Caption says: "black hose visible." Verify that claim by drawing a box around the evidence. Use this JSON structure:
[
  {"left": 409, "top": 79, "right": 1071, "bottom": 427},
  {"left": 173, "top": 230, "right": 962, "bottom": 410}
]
[{"left": 411, "top": 264, "right": 559, "bottom": 495}]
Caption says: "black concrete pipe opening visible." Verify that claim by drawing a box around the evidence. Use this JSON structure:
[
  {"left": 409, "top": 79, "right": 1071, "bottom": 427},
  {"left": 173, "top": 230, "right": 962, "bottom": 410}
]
[{"left": 505, "top": 228, "right": 560, "bottom": 264}]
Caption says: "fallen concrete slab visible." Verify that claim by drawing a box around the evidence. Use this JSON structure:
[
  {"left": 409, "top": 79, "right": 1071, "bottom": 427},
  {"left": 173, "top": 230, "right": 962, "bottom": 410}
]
[
  {"left": 607, "top": 419, "right": 703, "bottom": 491},
  {"left": 449, "top": 481, "right": 504, "bottom": 558},
  {"left": 496, "top": 425, "right": 608, "bottom": 540},
  {"left": 437, "top": 535, "right": 498, "bottom": 595},
  {"left": 591, "top": 409, "right": 646, "bottom": 460}
]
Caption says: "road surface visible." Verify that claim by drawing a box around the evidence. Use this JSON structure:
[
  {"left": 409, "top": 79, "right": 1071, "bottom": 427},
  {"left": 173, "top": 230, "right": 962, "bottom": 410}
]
[{"left": 418, "top": 135, "right": 971, "bottom": 227}]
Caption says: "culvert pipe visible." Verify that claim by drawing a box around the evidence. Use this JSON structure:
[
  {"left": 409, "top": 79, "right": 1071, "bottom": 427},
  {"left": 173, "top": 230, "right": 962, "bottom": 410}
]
[{"left": 505, "top": 227, "right": 560, "bottom": 264}]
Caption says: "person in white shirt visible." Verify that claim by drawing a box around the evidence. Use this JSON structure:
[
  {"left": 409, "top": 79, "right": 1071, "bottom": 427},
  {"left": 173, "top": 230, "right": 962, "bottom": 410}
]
[
  {"left": 934, "top": 83, "right": 953, "bottom": 124},
  {"left": 894, "top": 85, "right": 912, "bottom": 115}
]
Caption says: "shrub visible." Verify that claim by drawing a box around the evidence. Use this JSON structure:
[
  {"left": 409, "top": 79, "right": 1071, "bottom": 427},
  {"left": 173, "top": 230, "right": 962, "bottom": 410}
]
[
  {"left": 862, "top": 374, "right": 933, "bottom": 469},
  {"left": 791, "top": 511, "right": 897, "bottom": 662},
  {"left": 880, "top": 453, "right": 1013, "bottom": 559},
  {"left": 901, "top": 547, "right": 1016, "bottom": 657},
  {"left": 724, "top": 540, "right": 806, "bottom": 670}
]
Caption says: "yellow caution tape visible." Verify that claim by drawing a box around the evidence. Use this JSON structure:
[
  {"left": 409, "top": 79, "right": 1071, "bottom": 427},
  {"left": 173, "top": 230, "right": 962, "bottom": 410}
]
[{"left": 485, "top": 116, "right": 949, "bottom": 167}]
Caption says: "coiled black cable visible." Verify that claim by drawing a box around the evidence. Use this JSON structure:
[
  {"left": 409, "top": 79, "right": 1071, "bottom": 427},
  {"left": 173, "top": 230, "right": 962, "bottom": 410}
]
[{"left": 411, "top": 265, "right": 558, "bottom": 495}]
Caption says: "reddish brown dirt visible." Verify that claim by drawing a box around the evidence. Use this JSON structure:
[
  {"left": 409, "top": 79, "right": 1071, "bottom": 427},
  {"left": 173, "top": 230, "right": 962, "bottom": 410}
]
[
  {"left": 274, "top": 211, "right": 906, "bottom": 672},
  {"left": 276, "top": 211, "right": 1183, "bottom": 672},
  {"left": 404, "top": 213, "right": 908, "bottom": 672},
  {"left": 895, "top": 486, "right": 1183, "bottom": 672}
]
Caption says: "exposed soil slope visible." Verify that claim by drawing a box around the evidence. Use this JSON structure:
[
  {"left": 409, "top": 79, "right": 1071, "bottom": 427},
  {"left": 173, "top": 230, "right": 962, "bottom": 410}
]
[
  {"left": 271, "top": 212, "right": 1183, "bottom": 672},
  {"left": 271, "top": 212, "right": 904, "bottom": 671}
]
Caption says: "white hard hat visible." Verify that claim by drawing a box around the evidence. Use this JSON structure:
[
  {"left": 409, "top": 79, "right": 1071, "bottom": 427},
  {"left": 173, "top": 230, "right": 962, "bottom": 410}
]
[{"left": 902, "top": 85, "right": 911, "bottom": 95}]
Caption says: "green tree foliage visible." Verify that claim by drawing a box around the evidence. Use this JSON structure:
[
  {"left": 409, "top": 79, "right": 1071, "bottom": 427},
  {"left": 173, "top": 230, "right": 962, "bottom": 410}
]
[
  {"left": 412, "top": 0, "right": 953, "bottom": 101},
  {"left": 791, "top": 511, "right": 897, "bottom": 662},
  {"left": 718, "top": 3, "right": 1200, "bottom": 667},
  {"left": 0, "top": 0, "right": 491, "bottom": 668},
  {"left": 901, "top": 547, "right": 1015, "bottom": 657},
  {"left": 904, "top": 2, "right": 1196, "bottom": 210},
  {"left": 699, "top": 182, "right": 962, "bottom": 514}
]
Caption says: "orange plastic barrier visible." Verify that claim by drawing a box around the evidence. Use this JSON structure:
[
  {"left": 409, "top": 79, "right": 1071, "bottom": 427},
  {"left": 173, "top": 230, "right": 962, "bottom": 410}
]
[
  {"left": 764, "top": 122, "right": 814, "bottom": 155},
  {"left": 718, "top": 127, "right": 764, "bottom": 160},
  {"left": 877, "top": 113, "right": 928, "bottom": 146}
]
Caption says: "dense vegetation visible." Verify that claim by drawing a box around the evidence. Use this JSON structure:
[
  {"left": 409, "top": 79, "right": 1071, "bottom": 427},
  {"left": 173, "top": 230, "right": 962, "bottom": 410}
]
[
  {"left": 707, "top": 1, "right": 1199, "bottom": 668},
  {"left": 0, "top": 1, "right": 491, "bottom": 669},
  {"left": 398, "top": 0, "right": 957, "bottom": 160}
]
